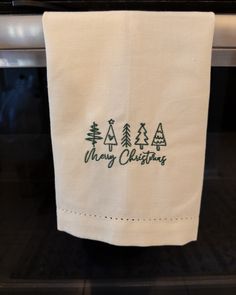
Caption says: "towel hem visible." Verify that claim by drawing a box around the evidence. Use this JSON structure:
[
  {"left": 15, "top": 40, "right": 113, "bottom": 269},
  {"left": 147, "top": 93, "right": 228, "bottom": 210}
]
[{"left": 57, "top": 208, "right": 199, "bottom": 247}]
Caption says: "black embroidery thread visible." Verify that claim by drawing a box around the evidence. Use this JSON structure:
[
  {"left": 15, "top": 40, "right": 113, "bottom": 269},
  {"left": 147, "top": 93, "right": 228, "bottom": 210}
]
[
  {"left": 121, "top": 123, "right": 131, "bottom": 148},
  {"left": 104, "top": 119, "right": 118, "bottom": 152},
  {"left": 151, "top": 123, "right": 167, "bottom": 151},
  {"left": 85, "top": 122, "right": 103, "bottom": 147},
  {"left": 135, "top": 123, "right": 149, "bottom": 150},
  {"left": 84, "top": 120, "right": 167, "bottom": 168}
]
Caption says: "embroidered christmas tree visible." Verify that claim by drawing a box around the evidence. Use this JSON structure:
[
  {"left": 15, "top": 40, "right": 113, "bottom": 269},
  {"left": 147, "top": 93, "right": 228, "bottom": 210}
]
[
  {"left": 85, "top": 122, "right": 103, "bottom": 147},
  {"left": 121, "top": 123, "right": 131, "bottom": 148},
  {"left": 104, "top": 119, "right": 118, "bottom": 152},
  {"left": 135, "top": 123, "right": 148, "bottom": 150},
  {"left": 151, "top": 123, "right": 167, "bottom": 151}
]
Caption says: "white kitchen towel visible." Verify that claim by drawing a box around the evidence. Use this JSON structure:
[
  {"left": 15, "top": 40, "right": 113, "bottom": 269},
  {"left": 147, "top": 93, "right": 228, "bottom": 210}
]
[{"left": 42, "top": 11, "right": 215, "bottom": 246}]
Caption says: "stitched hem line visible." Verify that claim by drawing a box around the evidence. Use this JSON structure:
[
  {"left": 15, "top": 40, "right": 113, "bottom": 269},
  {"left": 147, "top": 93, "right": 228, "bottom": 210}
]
[{"left": 57, "top": 207, "right": 197, "bottom": 222}]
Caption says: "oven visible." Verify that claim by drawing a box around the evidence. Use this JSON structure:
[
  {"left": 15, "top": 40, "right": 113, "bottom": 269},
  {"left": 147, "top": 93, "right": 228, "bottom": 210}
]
[{"left": 0, "top": 2, "right": 236, "bottom": 294}]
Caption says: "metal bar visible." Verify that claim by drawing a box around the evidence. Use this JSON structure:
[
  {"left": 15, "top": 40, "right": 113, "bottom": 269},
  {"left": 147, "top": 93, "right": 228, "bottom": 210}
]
[
  {"left": 1, "top": 48, "right": 235, "bottom": 68},
  {"left": 0, "top": 275, "right": 236, "bottom": 289},
  {"left": 212, "top": 48, "right": 236, "bottom": 66},
  {"left": 0, "top": 49, "right": 45, "bottom": 67},
  {"left": 0, "top": 15, "right": 44, "bottom": 49},
  {"left": 0, "top": 14, "right": 236, "bottom": 50},
  {"left": 1, "top": 14, "right": 236, "bottom": 67}
]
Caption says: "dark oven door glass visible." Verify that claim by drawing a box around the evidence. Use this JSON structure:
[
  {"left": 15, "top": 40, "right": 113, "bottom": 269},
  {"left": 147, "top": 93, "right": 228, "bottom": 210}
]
[{"left": 0, "top": 65, "right": 236, "bottom": 294}]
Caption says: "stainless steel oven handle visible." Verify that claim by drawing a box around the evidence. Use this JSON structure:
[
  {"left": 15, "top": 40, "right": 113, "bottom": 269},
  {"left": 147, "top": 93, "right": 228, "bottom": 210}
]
[
  {"left": 0, "top": 15, "right": 44, "bottom": 50},
  {"left": 0, "top": 14, "right": 236, "bottom": 67}
]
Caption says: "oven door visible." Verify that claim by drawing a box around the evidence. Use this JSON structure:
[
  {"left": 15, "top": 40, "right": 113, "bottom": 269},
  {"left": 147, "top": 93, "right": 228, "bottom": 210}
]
[{"left": 0, "top": 14, "right": 236, "bottom": 295}]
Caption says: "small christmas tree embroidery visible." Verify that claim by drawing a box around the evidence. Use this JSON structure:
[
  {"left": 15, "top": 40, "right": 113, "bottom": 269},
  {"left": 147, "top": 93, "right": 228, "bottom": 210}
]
[
  {"left": 85, "top": 122, "right": 103, "bottom": 147},
  {"left": 135, "top": 123, "right": 148, "bottom": 150},
  {"left": 121, "top": 123, "right": 131, "bottom": 148},
  {"left": 104, "top": 119, "right": 118, "bottom": 152},
  {"left": 151, "top": 123, "right": 167, "bottom": 151}
]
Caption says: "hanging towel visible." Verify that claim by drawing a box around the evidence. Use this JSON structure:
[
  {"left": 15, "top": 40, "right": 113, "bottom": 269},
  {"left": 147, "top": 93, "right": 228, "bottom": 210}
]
[{"left": 42, "top": 11, "right": 215, "bottom": 246}]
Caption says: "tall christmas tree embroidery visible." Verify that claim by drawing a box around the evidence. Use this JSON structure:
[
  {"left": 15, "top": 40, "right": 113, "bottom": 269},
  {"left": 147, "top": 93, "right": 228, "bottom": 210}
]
[
  {"left": 85, "top": 122, "right": 103, "bottom": 147},
  {"left": 104, "top": 119, "right": 118, "bottom": 152},
  {"left": 135, "top": 123, "right": 148, "bottom": 150},
  {"left": 151, "top": 123, "right": 167, "bottom": 151},
  {"left": 121, "top": 123, "right": 131, "bottom": 148}
]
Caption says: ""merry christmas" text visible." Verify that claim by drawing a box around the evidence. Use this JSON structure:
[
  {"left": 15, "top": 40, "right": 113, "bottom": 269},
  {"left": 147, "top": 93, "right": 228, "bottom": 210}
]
[{"left": 84, "top": 148, "right": 167, "bottom": 168}]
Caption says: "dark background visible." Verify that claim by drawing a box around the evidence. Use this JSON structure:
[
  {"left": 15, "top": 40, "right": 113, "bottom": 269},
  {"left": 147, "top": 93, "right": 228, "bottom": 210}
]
[
  {"left": 1, "top": 0, "right": 236, "bottom": 14},
  {"left": 0, "top": 66, "right": 236, "bottom": 294}
]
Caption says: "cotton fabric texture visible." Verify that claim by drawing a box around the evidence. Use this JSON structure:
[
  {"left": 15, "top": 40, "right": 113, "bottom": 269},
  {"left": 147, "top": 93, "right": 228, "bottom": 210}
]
[{"left": 42, "top": 11, "right": 215, "bottom": 246}]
